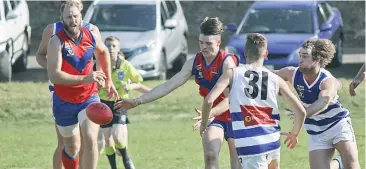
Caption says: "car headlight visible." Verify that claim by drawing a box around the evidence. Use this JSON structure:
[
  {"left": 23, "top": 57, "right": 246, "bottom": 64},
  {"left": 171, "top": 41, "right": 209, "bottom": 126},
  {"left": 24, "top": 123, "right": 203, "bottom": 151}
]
[
  {"left": 225, "top": 46, "right": 238, "bottom": 55},
  {"left": 137, "top": 63, "right": 155, "bottom": 71},
  {"left": 122, "top": 41, "right": 155, "bottom": 59}
]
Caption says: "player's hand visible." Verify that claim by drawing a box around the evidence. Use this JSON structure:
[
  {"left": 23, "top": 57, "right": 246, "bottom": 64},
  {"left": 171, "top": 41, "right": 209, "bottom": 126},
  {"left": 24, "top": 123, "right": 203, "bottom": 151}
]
[
  {"left": 106, "top": 80, "right": 119, "bottom": 101},
  {"left": 280, "top": 132, "right": 298, "bottom": 149},
  {"left": 114, "top": 98, "right": 136, "bottom": 110},
  {"left": 192, "top": 108, "right": 214, "bottom": 131},
  {"left": 84, "top": 71, "right": 106, "bottom": 84}
]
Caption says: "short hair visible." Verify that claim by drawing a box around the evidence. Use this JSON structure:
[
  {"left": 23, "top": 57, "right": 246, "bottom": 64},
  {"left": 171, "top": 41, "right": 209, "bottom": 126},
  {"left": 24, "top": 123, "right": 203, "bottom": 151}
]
[
  {"left": 104, "top": 36, "right": 120, "bottom": 44},
  {"left": 200, "top": 17, "right": 224, "bottom": 36},
  {"left": 311, "top": 39, "right": 336, "bottom": 67},
  {"left": 244, "top": 33, "right": 267, "bottom": 61},
  {"left": 60, "top": 0, "right": 83, "bottom": 15}
]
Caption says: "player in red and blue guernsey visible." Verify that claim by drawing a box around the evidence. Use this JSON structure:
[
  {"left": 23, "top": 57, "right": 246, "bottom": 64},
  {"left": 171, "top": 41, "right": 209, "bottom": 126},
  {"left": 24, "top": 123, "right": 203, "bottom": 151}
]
[
  {"left": 46, "top": 2, "right": 118, "bottom": 169},
  {"left": 114, "top": 17, "right": 242, "bottom": 169},
  {"left": 35, "top": 2, "right": 100, "bottom": 169}
]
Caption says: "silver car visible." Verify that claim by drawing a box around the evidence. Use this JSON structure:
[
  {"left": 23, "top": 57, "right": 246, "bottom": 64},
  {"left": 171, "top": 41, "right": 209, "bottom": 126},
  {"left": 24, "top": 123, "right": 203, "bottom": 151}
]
[{"left": 84, "top": 0, "right": 189, "bottom": 80}]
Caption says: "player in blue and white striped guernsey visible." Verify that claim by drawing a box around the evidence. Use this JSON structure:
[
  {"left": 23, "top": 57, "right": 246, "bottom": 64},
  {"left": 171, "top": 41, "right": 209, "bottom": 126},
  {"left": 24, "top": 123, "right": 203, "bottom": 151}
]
[
  {"left": 200, "top": 33, "right": 306, "bottom": 169},
  {"left": 274, "top": 39, "right": 361, "bottom": 169}
]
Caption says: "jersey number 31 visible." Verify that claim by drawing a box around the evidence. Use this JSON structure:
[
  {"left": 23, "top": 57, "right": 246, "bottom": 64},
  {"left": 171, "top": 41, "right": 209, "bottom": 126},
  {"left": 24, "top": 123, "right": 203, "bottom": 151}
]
[{"left": 244, "top": 70, "right": 268, "bottom": 100}]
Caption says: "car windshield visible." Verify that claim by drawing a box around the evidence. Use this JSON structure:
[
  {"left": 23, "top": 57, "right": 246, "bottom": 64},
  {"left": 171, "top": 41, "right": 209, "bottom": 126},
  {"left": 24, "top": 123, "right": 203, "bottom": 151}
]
[
  {"left": 240, "top": 8, "right": 314, "bottom": 34},
  {"left": 90, "top": 4, "right": 156, "bottom": 32}
]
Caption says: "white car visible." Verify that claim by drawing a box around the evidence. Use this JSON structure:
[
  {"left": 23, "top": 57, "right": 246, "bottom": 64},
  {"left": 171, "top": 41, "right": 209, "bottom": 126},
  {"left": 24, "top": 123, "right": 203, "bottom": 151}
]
[
  {"left": 84, "top": 0, "right": 189, "bottom": 80},
  {"left": 0, "top": 0, "right": 31, "bottom": 82}
]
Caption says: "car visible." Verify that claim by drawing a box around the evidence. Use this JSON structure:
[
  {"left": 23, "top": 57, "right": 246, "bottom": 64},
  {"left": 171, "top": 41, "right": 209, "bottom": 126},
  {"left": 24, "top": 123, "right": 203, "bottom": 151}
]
[
  {"left": 84, "top": 0, "right": 189, "bottom": 80},
  {"left": 0, "top": 0, "right": 31, "bottom": 82},
  {"left": 224, "top": 0, "right": 344, "bottom": 69}
]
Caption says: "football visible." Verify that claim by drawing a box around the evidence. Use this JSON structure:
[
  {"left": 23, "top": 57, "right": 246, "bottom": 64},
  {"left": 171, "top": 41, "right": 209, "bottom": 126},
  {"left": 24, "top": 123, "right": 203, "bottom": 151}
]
[{"left": 86, "top": 102, "right": 113, "bottom": 125}]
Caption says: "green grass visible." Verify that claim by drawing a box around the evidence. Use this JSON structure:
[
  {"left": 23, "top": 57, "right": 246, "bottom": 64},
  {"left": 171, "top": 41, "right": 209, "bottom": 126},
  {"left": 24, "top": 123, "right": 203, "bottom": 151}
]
[{"left": 0, "top": 78, "right": 364, "bottom": 169}]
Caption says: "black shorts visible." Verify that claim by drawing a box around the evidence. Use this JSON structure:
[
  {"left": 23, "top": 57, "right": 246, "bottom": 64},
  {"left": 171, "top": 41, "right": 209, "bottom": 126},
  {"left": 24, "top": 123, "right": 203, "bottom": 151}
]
[{"left": 100, "top": 99, "right": 130, "bottom": 128}]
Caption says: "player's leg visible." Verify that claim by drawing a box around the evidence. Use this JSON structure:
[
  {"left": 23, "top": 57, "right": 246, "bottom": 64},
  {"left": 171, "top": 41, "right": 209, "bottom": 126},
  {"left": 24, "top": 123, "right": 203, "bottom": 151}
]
[
  {"left": 227, "top": 138, "right": 241, "bottom": 169},
  {"left": 78, "top": 128, "right": 84, "bottom": 169},
  {"left": 309, "top": 149, "right": 335, "bottom": 169},
  {"left": 267, "top": 149, "right": 280, "bottom": 169},
  {"left": 53, "top": 94, "right": 82, "bottom": 169},
  {"left": 112, "top": 122, "right": 135, "bottom": 169},
  {"left": 202, "top": 120, "right": 225, "bottom": 169},
  {"left": 224, "top": 122, "right": 241, "bottom": 169},
  {"left": 333, "top": 117, "right": 360, "bottom": 169},
  {"left": 78, "top": 94, "right": 101, "bottom": 169},
  {"left": 53, "top": 123, "right": 64, "bottom": 169},
  {"left": 101, "top": 126, "right": 117, "bottom": 169},
  {"left": 97, "top": 128, "right": 105, "bottom": 155}
]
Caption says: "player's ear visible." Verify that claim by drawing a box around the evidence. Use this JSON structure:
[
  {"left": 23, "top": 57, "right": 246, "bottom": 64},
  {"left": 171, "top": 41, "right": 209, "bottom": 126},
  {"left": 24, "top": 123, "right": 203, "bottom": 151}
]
[
  {"left": 217, "top": 39, "right": 221, "bottom": 47},
  {"left": 244, "top": 51, "right": 248, "bottom": 59},
  {"left": 264, "top": 50, "right": 269, "bottom": 58}
]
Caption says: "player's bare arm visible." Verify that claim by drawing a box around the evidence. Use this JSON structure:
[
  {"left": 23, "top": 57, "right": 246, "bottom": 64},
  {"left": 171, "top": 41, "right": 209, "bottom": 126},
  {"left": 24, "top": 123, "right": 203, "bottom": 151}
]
[
  {"left": 200, "top": 68, "right": 234, "bottom": 135},
  {"left": 306, "top": 78, "right": 339, "bottom": 118},
  {"left": 47, "top": 36, "right": 105, "bottom": 85},
  {"left": 349, "top": 63, "right": 365, "bottom": 96},
  {"left": 272, "top": 66, "right": 296, "bottom": 83},
  {"left": 278, "top": 76, "right": 306, "bottom": 149},
  {"left": 114, "top": 58, "right": 194, "bottom": 110},
  {"left": 91, "top": 26, "right": 119, "bottom": 99},
  {"left": 36, "top": 24, "right": 53, "bottom": 69}
]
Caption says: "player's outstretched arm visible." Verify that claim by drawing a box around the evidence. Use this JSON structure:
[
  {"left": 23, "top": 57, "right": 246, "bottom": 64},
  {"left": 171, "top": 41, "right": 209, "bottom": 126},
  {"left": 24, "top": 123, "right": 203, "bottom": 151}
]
[
  {"left": 114, "top": 58, "right": 194, "bottom": 110},
  {"left": 92, "top": 26, "right": 119, "bottom": 100},
  {"left": 272, "top": 66, "right": 296, "bottom": 83},
  {"left": 278, "top": 76, "right": 306, "bottom": 148},
  {"left": 306, "top": 78, "right": 338, "bottom": 117},
  {"left": 349, "top": 63, "right": 365, "bottom": 96},
  {"left": 200, "top": 68, "right": 234, "bottom": 134},
  {"left": 47, "top": 36, "right": 105, "bottom": 85},
  {"left": 36, "top": 24, "right": 53, "bottom": 69}
]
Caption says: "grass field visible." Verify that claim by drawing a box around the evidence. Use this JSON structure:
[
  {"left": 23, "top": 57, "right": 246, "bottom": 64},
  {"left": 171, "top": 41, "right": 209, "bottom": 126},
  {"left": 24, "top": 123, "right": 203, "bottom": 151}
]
[{"left": 0, "top": 77, "right": 364, "bottom": 169}]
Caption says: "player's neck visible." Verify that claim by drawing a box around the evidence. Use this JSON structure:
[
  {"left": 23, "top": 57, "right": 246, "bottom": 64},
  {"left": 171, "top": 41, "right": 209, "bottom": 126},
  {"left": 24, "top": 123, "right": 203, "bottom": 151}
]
[
  {"left": 303, "top": 67, "right": 320, "bottom": 84},
  {"left": 203, "top": 54, "right": 216, "bottom": 65},
  {"left": 65, "top": 30, "right": 81, "bottom": 42},
  {"left": 246, "top": 59, "right": 264, "bottom": 67}
]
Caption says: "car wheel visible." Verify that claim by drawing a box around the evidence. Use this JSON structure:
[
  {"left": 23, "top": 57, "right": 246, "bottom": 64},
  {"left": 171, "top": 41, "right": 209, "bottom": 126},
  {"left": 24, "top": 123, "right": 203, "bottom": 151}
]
[
  {"left": 13, "top": 35, "right": 28, "bottom": 72},
  {"left": 157, "top": 51, "right": 167, "bottom": 80},
  {"left": 172, "top": 38, "right": 188, "bottom": 72},
  {"left": 0, "top": 50, "right": 12, "bottom": 82},
  {"left": 329, "top": 38, "right": 343, "bottom": 68}
]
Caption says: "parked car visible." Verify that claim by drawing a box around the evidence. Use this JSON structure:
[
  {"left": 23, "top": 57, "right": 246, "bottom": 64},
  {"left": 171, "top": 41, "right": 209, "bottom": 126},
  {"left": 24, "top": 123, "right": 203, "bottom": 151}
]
[
  {"left": 84, "top": 0, "right": 189, "bottom": 80},
  {"left": 225, "top": 0, "right": 344, "bottom": 69},
  {"left": 0, "top": 0, "right": 31, "bottom": 82}
]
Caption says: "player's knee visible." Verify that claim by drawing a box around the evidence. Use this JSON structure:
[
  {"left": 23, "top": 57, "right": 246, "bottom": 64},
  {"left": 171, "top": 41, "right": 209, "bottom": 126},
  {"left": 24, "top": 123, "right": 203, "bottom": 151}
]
[
  {"left": 64, "top": 142, "right": 80, "bottom": 157},
  {"left": 204, "top": 150, "right": 218, "bottom": 163},
  {"left": 82, "top": 133, "right": 98, "bottom": 148}
]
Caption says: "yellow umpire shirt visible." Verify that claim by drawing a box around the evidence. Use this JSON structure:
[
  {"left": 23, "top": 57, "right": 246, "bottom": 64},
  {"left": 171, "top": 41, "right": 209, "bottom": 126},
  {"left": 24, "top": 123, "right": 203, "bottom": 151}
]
[{"left": 99, "top": 58, "right": 143, "bottom": 101}]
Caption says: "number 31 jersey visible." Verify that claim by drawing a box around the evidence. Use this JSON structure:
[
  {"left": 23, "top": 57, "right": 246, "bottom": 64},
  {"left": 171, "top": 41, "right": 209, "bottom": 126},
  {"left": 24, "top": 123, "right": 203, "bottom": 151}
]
[{"left": 229, "top": 65, "right": 281, "bottom": 157}]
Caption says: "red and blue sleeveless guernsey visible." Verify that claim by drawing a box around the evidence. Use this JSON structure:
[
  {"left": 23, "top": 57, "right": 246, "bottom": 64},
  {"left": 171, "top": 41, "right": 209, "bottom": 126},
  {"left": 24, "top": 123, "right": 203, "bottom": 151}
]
[
  {"left": 54, "top": 28, "right": 98, "bottom": 104},
  {"left": 192, "top": 50, "right": 239, "bottom": 122}
]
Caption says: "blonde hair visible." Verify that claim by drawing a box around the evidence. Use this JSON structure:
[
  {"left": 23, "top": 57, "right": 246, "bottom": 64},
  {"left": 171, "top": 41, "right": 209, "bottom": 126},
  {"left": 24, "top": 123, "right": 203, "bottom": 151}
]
[
  {"left": 104, "top": 36, "right": 125, "bottom": 59},
  {"left": 60, "top": 0, "right": 83, "bottom": 15}
]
